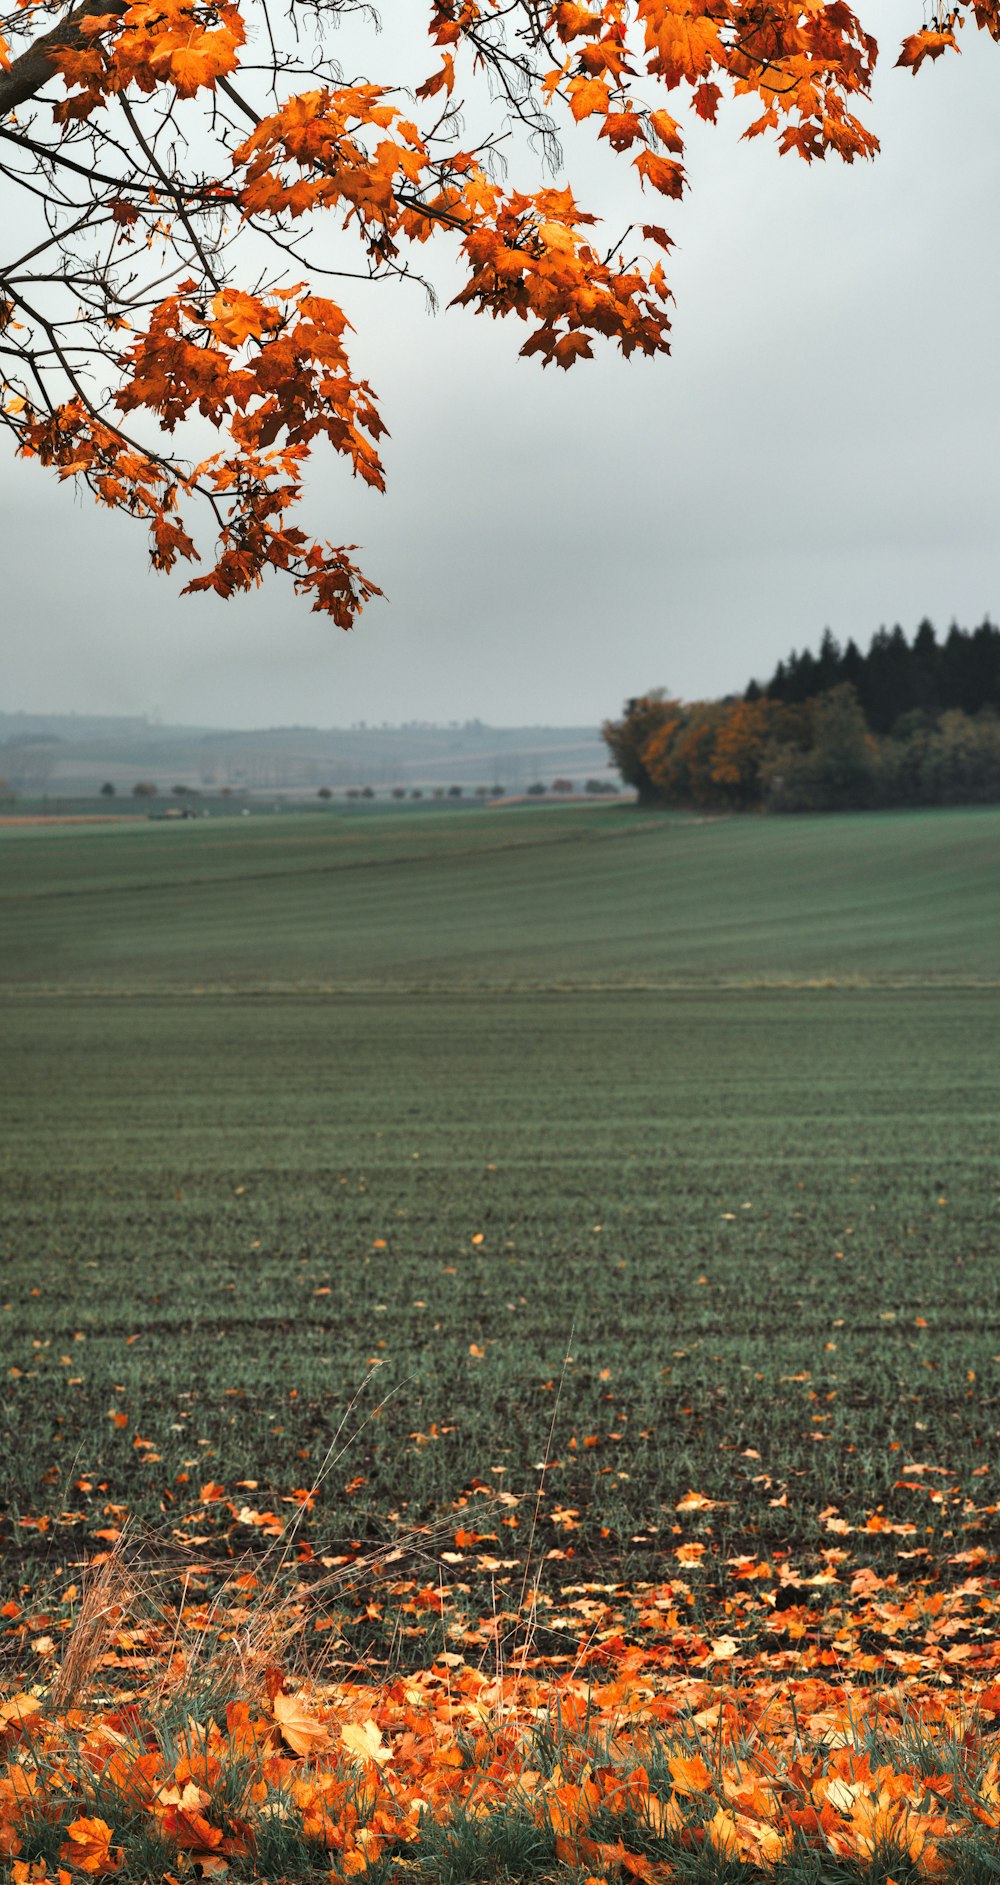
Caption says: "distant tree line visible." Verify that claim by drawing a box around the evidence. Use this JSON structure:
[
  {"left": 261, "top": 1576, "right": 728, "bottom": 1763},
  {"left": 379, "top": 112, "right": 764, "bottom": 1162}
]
[
  {"left": 81, "top": 775, "right": 623, "bottom": 807},
  {"left": 749, "top": 619, "right": 1000, "bottom": 733},
  {"left": 604, "top": 620, "right": 1000, "bottom": 812}
]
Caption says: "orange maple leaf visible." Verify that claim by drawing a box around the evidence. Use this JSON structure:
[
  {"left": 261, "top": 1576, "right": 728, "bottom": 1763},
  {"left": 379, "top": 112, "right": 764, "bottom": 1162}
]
[
  {"left": 599, "top": 110, "right": 645, "bottom": 147},
  {"left": 567, "top": 75, "right": 611, "bottom": 119},
  {"left": 554, "top": 2, "right": 602, "bottom": 38},
  {"left": 648, "top": 106, "right": 684, "bottom": 150},
  {"left": 59, "top": 1818, "right": 120, "bottom": 1875},
  {"left": 633, "top": 148, "right": 684, "bottom": 197},
  {"left": 415, "top": 51, "right": 455, "bottom": 98},
  {"left": 897, "top": 27, "right": 958, "bottom": 69},
  {"left": 669, "top": 1752, "right": 712, "bottom": 1795}
]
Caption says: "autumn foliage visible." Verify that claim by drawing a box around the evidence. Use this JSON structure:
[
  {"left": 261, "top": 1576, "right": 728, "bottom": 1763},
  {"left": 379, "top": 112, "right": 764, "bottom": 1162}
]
[
  {"left": 603, "top": 680, "right": 1000, "bottom": 809},
  {"left": 4, "top": 1515, "right": 1000, "bottom": 1884},
  {"left": 1, "top": 1, "right": 998, "bottom": 621}
]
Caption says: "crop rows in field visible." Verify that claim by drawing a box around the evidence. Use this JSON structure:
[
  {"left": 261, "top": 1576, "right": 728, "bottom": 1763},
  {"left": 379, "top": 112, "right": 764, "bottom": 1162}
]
[
  {"left": 3, "top": 983, "right": 997, "bottom": 1652},
  {"left": 2, "top": 803, "right": 999, "bottom": 993}
]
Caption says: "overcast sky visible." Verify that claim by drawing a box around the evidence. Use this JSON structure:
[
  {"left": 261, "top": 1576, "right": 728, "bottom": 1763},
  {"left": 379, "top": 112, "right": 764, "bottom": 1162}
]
[{"left": 3, "top": 2, "right": 999, "bottom": 729}]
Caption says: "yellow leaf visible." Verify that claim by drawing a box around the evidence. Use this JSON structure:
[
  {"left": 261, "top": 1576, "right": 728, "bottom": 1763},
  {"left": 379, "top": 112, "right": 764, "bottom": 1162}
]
[
  {"left": 0, "top": 1693, "right": 42, "bottom": 1729},
  {"left": 273, "top": 1689, "right": 332, "bottom": 1757},
  {"left": 704, "top": 1808, "right": 740, "bottom": 1856},
  {"left": 341, "top": 1719, "right": 392, "bottom": 1765}
]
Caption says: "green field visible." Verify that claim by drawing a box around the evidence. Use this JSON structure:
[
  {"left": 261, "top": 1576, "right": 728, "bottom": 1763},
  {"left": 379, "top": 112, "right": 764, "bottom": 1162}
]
[
  {"left": 3, "top": 800, "right": 999, "bottom": 990},
  {"left": 2, "top": 804, "right": 998, "bottom": 1650}
]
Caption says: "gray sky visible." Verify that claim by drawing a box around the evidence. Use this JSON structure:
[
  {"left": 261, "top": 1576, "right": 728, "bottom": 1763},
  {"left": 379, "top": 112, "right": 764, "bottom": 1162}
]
[{"left": 3, "top": 2, "right": 999, "bottom": 729}]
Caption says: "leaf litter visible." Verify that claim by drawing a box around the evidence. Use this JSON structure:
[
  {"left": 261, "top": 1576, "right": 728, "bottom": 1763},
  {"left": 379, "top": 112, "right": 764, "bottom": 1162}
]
[{"left": 3, "top": 1473, "right": 1000, "bottom": 1885}]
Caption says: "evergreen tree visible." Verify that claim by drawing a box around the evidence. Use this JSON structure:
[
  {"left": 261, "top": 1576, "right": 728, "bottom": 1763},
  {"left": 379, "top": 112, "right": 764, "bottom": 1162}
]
[
  {"left": 941, "top": 624, "right": 973, "bottom": 715},
  {"left": 968, "top": 619, "right": 1000, "bottom": 712},
  {"left": 816, "top": 628, "right": 842, "bottom": 693},
  {"left": 862, "top": 626, "right": 899, "bottom": 733},
  {"left": 911, "top": 619, "right": 940, "bottom": 715},
  {"left": 841, "top": 638, "right": 866, "bottom": 696}
]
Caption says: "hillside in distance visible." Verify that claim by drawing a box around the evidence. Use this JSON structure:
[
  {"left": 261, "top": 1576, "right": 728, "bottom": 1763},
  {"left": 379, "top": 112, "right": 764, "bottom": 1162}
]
[{"left": 0, "top": 712, "right": 612, "bottom": 796}]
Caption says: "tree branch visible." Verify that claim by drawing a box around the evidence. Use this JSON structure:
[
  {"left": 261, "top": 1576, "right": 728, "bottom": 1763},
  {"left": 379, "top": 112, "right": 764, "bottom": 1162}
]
[{"left": 0, "top": 0, "right": 127, "bottom": 116}]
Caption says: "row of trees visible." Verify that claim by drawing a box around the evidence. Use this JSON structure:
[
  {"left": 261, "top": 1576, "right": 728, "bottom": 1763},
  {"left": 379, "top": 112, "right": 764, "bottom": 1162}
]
[
  {"left": 325, "top": 779, "right": 620, "bottom": 800},
  {"left": 749, "top": 620, "right": 1000, "bottom": 734},
  {"left": 91, "top": 778, "right": 622, "bottom": 804},
  {"left": 603, "top": 686, "right": 1000, "bottom": 812}
]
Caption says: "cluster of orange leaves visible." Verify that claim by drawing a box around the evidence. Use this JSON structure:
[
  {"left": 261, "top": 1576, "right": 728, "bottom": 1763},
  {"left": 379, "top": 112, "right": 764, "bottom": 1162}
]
[
  {"left": 45, "top": 0, "right": 245, "bottom": 109},
  {"left": 3, "top": 1554, "right": 1000, "bottom": 1884},
  {"left": 3, "top": 0, "right": 1000, "bottom": 616}
]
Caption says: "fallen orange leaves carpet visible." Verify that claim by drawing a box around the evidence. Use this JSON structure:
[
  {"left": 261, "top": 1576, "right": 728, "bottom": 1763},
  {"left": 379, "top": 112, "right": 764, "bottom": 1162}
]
[{"left": 3, "top": 1527, "right": 1000, "bottom": 1883}]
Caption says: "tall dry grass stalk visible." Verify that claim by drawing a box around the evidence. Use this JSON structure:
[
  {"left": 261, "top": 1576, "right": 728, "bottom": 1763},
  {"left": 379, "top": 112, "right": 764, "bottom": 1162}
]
[
  {"left": 48, "top": 1528, "right": 138, "bottom": 1711},
  {"left": 43, "top": 1358, "right": 501, "bottom": 1724}
]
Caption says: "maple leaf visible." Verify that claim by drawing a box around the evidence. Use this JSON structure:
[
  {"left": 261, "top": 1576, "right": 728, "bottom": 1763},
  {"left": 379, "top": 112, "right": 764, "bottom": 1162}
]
[
  {"left": 692, "top": 80, "right": 722, "bottom": 120},
  {"left": 669, "top": 1753, "right": 712, "bottom": 1795},
  {"left": 555, "top": 2, "right": 602, "bottom": 38},
  {"left": 340, "top": 1719, "right": 393, "bottom": 1764},
  {"left": 633, "top": 148, "right": 684, "bottom": 197},
  {"left": 703, "top": 1807, "right": 740, "bottom": 1856},
  {"left": 59, "top": 1818, "right": 120, "bottom": 1875},
  {"left": 897, "top": 27, "right": 958, "bottom": 69},
  {"left": 206, "top": 290, "right": 276, "bottom": 348},
  {"left": 415, "top": 51, "right": 455, "bottom": 98},
  {"left": 599, "top": 110, "right": 645, "bottom": 148},
  {"left": 273, "top": 1689, "right": 332, "bottom": 1756},
  {"left": 552, "top": 332, "right": 593, "bottom": 366},
  {"left": 567, "top": 75, "right": 612, "bottom": 119},
  {"left": 648, "top": 107, "right": 684, "bottom": 151},
  {"left": 0, "top": 1693, "right": 42, "bottom": 1731},
  {"left": 156, "top": 1780, "right": 228, "bottom": 1861},
  {"left": 646, "top": 10, "right": 723, "bottom": 83}
]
